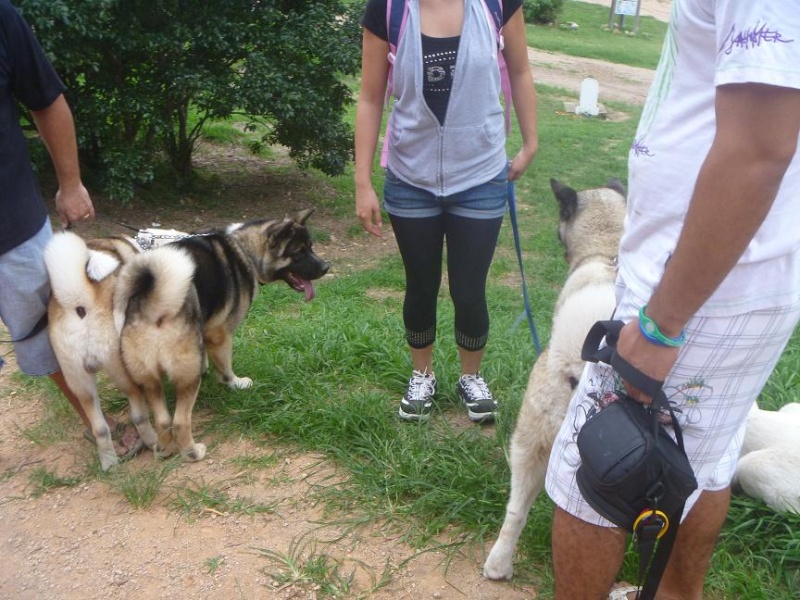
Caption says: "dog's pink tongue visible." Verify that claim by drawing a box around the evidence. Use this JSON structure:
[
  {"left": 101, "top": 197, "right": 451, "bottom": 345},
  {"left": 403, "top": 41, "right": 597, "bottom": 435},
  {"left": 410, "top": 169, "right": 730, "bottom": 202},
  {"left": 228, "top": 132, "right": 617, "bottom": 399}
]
[{"left": 303, "top": 279, "right": 315, "bottom": 302}]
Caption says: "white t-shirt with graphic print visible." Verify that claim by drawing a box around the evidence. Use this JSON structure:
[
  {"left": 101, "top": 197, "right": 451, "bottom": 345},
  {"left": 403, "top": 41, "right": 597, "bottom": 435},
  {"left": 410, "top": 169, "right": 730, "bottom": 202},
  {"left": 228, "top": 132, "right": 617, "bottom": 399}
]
[{"left": 619, "top": 0, "right": 800, "bottom": 316}]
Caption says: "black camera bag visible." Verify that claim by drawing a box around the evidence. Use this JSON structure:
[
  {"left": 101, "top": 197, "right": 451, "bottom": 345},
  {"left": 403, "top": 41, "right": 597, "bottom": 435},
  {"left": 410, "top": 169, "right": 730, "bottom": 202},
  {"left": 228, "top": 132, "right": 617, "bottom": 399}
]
[
  {"left": 576, "top": 320, "right": 698, "bottom": 599},
  {"left": 576, "top": 393, "right": 697, "bottom": 532}
]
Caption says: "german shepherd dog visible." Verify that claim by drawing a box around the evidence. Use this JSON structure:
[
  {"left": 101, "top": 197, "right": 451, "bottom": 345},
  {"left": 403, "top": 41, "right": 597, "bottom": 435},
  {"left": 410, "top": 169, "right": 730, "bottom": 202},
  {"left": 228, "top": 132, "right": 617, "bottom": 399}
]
[
  {"left": 46, "top": 209, "right": 329, "bottom": 470},
  {"left": 483, "top": 179, "right": 626, "bottom": 580}
]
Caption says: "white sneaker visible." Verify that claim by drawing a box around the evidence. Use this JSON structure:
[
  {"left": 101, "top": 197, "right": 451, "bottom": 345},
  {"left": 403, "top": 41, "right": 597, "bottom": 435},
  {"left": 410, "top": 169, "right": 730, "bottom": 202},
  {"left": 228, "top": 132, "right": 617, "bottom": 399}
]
[
  {"left": 398, "top": 369, "right": 437, "bottom": 421},
  {"left": 457, "top": 373, "right": 498, "bottom": 422}
]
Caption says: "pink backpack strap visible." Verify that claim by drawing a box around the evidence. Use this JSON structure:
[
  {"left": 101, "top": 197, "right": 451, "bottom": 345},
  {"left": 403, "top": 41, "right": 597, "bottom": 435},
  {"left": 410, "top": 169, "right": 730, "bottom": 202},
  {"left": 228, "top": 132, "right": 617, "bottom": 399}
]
[
  {"left": 381, "top": 0, "right": 410, "bottom": 167},
  {"left": 480, "top": 0, "right": 511, "bottom": 133}
]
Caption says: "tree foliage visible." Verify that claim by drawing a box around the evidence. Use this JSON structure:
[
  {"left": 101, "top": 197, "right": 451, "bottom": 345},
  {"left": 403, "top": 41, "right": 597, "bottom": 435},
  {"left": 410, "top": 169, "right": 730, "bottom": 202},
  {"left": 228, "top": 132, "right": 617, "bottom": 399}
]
[
  {"left": 524, "top": 0, "right": 564, "bottom": 24},
  {"left": 17, "top": 0, "right": 362, "bottom": 201}
]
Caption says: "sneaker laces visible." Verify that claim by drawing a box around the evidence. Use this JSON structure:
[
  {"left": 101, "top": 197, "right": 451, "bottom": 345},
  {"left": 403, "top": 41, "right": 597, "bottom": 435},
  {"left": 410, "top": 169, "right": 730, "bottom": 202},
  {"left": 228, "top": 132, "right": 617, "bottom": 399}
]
[
  {"left": 407, "top": 369, "right": 436, "bottom": 401},
  {"left": 460, "top": 373, "right": 493, "bottom": 402}
]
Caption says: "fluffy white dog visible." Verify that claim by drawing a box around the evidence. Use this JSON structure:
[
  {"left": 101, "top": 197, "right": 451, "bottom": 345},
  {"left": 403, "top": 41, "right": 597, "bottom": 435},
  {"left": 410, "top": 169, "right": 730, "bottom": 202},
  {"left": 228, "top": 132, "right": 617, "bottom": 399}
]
[{"left": 733, "top": 402, "right": 800, "bottom": 514}]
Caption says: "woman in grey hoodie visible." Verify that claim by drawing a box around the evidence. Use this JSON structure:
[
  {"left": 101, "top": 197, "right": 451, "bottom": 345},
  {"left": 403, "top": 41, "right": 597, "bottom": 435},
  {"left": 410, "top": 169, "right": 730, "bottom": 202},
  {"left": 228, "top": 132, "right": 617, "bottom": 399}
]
[{"left": 355, "top": 0, "right": 538, "bottom": 422}]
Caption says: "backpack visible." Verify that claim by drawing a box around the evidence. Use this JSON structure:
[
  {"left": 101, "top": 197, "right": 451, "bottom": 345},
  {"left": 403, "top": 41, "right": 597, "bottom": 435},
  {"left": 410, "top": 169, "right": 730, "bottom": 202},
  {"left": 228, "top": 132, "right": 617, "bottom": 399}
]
[{"left": 380, "top": 0, "right": 512, "bottom": 167}]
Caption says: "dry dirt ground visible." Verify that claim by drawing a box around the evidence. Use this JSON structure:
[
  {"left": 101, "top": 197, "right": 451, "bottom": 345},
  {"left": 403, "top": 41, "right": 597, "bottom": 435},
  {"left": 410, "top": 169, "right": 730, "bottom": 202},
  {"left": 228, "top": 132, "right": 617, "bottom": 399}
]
[
  {"left": 531, "top": 0, "right": 671, "bottom": 106},
  {"left": 0, "top": 3, "right": 670, "bottom": 599}
]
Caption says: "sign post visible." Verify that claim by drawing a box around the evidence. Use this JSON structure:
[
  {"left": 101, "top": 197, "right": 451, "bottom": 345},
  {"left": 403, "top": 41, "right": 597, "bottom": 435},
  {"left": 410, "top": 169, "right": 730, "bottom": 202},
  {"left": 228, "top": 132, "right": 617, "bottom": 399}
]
[{"left": 608, "top": 0, "right": 642, "bottom": 34}]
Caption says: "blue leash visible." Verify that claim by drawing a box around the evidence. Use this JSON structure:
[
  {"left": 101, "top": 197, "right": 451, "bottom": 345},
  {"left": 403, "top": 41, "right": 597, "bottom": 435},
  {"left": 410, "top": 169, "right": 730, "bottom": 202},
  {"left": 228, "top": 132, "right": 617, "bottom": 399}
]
[{"left": 508, "top": 180, "right": 542, "bottom": 355}]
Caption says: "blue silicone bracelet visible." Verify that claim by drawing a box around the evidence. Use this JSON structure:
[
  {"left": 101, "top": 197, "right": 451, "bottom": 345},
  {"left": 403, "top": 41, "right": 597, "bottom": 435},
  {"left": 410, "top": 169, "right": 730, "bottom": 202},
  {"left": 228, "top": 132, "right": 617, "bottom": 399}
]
[{"left": 638, "top": 305, "right": 686, "bottom": 347}]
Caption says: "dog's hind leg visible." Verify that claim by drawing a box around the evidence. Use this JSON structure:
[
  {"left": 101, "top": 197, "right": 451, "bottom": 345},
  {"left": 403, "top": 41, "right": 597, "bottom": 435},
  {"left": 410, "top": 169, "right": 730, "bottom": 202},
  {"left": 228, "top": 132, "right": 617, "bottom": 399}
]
[
  {"left": 484, "top": 396, "right": 549, "bottom": 580},
  {"left": 171, "top": 376, "right": 206, "bottom": 462},
  {"left": 62, "top": 365, "right": 119, "bottom": 471},
  {"left": 139, "top": 380, "right": 176, "bottom": 458},
  {"left": 205, "top": 328, "right": 253, "bottom": 390},
  {"left": 107, "top": 358, "right": 158, "bottom": 451},
  {"left": 123, "top": 387, "right": 158, "bottom": 450}
]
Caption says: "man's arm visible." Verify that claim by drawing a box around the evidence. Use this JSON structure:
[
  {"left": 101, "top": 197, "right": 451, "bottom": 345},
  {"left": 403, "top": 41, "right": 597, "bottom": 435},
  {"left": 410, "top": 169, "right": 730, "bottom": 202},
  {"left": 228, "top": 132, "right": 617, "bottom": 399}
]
[
  {"left": 618, "top": 82, "right": 800, "bottom": 396},
  {"left": 30, "top": 93, "right": 94, "bottom": 227}
]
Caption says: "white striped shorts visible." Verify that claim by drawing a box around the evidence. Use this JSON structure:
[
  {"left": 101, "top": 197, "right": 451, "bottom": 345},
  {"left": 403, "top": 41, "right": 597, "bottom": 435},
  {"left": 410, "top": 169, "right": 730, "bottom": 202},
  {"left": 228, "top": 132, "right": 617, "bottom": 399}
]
[{"left": 545, "top": 283, "right": 800, "bottom": 527}]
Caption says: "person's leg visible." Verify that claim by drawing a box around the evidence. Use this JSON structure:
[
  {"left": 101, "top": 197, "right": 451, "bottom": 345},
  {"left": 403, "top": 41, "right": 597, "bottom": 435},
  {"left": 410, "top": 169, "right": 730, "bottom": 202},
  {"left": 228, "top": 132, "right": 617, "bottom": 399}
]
[
  {"left": 1, "top": 221, "right": 90, "bottom": 431},
  {"left": 458, "top": 347, "right": 484, "bottom": 375},
  {"left": 388, "top": 212, "right": 445, "bottom": 420},
  {"left": 389, "top": 212, "right": 445, "bottom": 361},
  {"left": 48, "top": 369, "right": 91, "bottom": 428},
  {"left": 551, "top": 507, "right": 627, "bottom": 600},
  {"left": 445, "top": 212, "right": 503, "bottom": 421},
  {"left": 410, "top": 345, "right": 434, "bottom": 373},
  {"left": 443, "top": 164, "right": 506, "bottom": 378},
  {"left": 444, "top": 210, "right": 504, "bottom": 368},
  {"left": 605, "top": 487, "right": 731, "bottom": 600},
  {"left": 657, "top": 487, "right": 731, "bottom": 600}
]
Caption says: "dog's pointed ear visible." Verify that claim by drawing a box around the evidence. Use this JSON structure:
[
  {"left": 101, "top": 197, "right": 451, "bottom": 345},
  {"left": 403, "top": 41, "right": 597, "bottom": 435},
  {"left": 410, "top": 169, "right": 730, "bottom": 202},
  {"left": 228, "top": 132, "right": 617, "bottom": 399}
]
[
  {"left": 294, "top": 208, "right": 314, "bottom": 225},
  {"left": 606, "top": 178, "right": 627, "bottom": 200},
  {"left": 551, "top": 178, "right": 578, "bottom": 222},
  {"left": 267, "top": 219, "right": 294, "bottom": 247}
]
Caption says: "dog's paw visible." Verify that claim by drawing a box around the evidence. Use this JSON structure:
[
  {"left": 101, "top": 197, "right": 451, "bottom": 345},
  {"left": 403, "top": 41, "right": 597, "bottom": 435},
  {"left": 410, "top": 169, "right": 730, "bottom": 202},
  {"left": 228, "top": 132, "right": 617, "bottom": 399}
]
[
  {"left": 135, "top": 425, "right": 159, "bottom": 450},
  {"left": 483, "top": 548, "right": 514, "bottom": 581},
  {"left": 154, "top": 442, "right": 177, "bottom": 459},
  {"left": 229, "top": 376, "right": 253, "bottom": 390},
  {"left": 182, "top": 443, "right": 207, "bottom": 462},
  {"left": 99, "top": 451, "right": 120, "bottom": 472}
]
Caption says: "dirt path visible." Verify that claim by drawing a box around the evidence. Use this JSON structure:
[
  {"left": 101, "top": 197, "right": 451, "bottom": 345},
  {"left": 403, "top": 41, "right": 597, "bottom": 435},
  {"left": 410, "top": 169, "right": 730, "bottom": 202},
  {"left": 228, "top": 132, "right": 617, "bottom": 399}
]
[
  {"left": 531, "top": 0, "right": 671, "bottom": 106},
  {"left": 530, "top": 48, "right": 655, "bottom": 106},
  {"left": 0, "top": 4, "right": 670, "bottom": 599}
]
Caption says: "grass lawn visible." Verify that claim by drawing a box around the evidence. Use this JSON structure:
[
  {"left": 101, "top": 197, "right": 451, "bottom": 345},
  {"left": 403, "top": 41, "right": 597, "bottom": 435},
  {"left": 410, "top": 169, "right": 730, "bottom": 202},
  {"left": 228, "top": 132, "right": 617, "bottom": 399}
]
[{"left": 15, "top": 2, "right": 800, "bottom": 597}]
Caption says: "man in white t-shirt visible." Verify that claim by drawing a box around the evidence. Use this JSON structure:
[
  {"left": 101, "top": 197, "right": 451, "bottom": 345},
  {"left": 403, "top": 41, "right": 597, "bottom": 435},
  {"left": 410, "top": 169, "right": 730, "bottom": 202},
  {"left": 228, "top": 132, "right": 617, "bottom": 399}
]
[{"left": 545, "top": 1, "right": 800, "bottom": 597}]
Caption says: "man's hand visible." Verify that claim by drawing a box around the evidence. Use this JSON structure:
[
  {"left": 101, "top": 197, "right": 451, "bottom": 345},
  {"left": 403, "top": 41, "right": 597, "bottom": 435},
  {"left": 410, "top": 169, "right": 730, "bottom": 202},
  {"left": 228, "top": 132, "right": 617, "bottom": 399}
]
[
  {"left": 55, "top": 183, "right": 94, "bottom": 228},
  {"left": 615, "top": 318, "right": 680, "bottom": 405}
]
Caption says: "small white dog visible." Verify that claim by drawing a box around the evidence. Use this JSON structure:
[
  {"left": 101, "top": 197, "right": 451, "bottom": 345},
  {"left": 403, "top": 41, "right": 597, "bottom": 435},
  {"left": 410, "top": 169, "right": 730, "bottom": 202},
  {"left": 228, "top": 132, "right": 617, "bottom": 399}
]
[{"left": 733, "top": 402, "right": 800, "bottom": 514}]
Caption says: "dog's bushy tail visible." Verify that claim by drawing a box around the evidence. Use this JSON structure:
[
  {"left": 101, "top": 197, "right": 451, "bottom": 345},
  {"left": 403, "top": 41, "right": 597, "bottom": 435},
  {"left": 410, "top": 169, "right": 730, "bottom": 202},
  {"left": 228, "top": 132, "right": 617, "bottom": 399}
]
[
  {"left": 113, "top": 247, "right": 195, "bottom": 333},
  {"left": 44, "top": 231, "right": 121, "bottom": 308}
]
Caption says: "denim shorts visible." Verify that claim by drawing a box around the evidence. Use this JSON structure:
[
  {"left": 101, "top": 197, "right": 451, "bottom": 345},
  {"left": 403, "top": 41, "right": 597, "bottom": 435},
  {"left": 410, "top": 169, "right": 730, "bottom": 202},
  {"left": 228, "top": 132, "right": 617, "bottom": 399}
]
[
  {"left": 0, "top": 218, "right": 59, "bottom": 376},
  {"left": 383, "top": 164, "right": 509, "bottom": 220}
]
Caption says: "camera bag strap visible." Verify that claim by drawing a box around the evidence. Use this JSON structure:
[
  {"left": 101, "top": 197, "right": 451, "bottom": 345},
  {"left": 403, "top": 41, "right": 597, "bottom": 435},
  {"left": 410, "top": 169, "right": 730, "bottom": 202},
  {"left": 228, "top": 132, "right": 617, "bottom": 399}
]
[{"left": 581, "top": 320, "right": 690, "bottom": 600}]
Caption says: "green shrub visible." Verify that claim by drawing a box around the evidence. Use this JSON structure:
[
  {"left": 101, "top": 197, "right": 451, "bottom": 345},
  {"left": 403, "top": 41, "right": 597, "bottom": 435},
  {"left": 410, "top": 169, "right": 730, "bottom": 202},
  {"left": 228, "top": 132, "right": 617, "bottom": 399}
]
[
  {"left": 523, "top": 0, "right": 564, "bottom": 24},
  {"left": 18, "top": 0, "right": 361, "bottom": 202}
]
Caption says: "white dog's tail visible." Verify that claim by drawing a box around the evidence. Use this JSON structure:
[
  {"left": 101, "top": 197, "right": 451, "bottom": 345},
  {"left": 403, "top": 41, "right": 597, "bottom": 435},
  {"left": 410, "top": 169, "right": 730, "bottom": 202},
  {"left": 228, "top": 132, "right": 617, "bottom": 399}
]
[
  {"left": 113, "top": 246, "right": 195, "bottom": 333},
  {"left": 44, "top": 231, "right": 123, "bottom": 308}
]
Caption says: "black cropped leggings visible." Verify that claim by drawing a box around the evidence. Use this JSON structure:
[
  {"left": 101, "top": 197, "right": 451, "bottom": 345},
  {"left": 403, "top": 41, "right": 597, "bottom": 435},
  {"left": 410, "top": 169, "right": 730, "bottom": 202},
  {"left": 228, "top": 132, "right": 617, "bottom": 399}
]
[{"left": 389, "top": 212, "right": 504, "bottom": 352}]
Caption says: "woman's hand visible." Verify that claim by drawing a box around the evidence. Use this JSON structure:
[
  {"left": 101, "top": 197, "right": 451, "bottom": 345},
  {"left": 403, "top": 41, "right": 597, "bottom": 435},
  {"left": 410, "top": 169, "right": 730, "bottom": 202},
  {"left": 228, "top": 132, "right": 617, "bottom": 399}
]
[
  {"left": 508, "top": 143, "right": 538, "bottom": 182},
  {"left": 355, "top": 184, "right": 383, "bottom": 237}
]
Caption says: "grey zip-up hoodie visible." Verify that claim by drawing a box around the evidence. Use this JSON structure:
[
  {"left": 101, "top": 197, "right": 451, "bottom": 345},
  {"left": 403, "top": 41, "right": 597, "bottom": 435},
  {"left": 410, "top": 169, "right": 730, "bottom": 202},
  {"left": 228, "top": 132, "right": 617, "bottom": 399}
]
[{"left": 387, "top": 0, "right": 507, "bottom": 197}]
